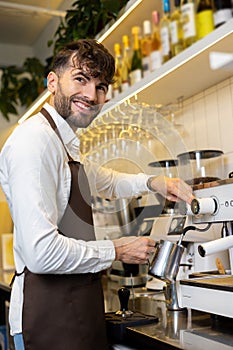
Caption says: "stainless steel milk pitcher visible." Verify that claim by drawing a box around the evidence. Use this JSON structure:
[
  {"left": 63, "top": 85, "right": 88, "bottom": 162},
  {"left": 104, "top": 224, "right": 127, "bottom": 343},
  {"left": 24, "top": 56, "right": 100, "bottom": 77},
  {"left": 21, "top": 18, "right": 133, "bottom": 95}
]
[{"left": 148, "top": 240, "right": 184, "bottom": 282}]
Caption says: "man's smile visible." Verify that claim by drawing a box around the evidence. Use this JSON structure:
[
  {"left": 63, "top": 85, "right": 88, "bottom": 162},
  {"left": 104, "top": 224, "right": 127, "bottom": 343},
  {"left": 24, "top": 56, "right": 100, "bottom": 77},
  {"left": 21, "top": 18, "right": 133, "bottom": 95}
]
[{"left": 72, "top": 100, "right": 91, "bottom": 111}]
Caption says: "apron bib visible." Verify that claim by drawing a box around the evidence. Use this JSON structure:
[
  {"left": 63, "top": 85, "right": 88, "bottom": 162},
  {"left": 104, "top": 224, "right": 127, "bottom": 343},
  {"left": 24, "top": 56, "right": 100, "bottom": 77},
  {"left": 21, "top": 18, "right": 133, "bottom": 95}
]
[{"left": 22, "top": 108, "right": 109, "bottom": 350}]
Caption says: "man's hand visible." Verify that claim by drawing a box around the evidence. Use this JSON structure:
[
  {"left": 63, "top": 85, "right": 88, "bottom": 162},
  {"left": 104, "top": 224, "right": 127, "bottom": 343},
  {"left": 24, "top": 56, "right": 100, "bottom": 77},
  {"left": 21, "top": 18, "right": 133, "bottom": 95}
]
[
  {"left": 148, "top": 175, "right": 194, "bottom": 205},
  {"left": 113, "top": 236, "right": 156, "bottom": 264}
]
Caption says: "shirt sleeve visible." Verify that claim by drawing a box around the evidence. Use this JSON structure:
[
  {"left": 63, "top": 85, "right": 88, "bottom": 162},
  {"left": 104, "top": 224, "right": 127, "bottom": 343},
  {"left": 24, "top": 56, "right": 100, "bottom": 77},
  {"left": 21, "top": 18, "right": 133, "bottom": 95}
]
[
  {"left": 85, "top": 159, "right": 150, "bottom": 199},
  {"left": 0, "top": 122, "right": 115, "bottom": 275}
]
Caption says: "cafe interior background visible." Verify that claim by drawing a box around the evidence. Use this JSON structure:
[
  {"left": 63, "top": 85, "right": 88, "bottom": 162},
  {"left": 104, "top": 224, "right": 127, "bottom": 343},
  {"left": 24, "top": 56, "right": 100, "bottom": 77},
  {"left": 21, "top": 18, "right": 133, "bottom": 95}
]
[
  {"left": 0, "top": 1, "right": 232, "bottom": 269},
  {"left": 0, "top": 0, "right": 233, "bottom": 286},
  {"left": 0, "top": 1, "right": 233, "bottom": 348},
  {"left": 0, "top": 0, "right": 233, "bottom": 276}
]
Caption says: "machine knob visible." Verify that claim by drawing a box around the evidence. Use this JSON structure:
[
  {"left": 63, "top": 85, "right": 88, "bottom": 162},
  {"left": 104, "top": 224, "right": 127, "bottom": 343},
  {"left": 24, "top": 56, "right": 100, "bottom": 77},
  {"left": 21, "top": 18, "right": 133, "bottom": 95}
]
[{"left": 191, "top": 197, "right": 217, "bottom": 215}]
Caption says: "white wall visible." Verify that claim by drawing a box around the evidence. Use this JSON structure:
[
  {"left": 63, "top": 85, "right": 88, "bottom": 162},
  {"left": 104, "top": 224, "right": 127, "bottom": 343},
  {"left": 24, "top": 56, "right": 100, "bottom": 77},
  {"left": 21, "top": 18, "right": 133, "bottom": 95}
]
[
  {"left": 33, "top": 0, "right": 74, "bottom": 63},
  {"left": 0, "top": 43, "right": 34, "bottom": 67},
  {"left": 0, "top": 0, "right": 74, "bottom": 143},
  {"left": 0, "top": 0, "right": 74, "bottom": 67},
  {"left": 180, "top": 77, "right": 233, "bottom": 153},
  {"left": 175, "top": 75, "right": 233, "bottom": 178}
]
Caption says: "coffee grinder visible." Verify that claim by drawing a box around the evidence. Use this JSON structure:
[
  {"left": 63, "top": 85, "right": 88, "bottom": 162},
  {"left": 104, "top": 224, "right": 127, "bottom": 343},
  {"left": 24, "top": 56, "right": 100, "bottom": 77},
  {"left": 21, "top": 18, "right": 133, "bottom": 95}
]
[{"left": 148, "top": 159, "right": 179, "bottom": 215}]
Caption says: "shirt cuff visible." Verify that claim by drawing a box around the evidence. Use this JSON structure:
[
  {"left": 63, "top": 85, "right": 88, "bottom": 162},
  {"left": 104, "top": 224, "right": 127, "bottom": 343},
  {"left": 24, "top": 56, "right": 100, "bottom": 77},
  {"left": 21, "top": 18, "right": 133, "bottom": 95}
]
[
  {"left": 146, "top": 175, "right": 158, "bottom": 193},
  {"left": 95, "top": 239, "right": 116, "bottom": 269}
]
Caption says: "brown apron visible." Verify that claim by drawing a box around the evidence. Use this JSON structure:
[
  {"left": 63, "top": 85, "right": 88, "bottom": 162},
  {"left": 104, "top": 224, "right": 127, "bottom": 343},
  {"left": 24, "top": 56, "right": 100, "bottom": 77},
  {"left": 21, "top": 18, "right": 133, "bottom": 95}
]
[{"left": 21, "top": 108, "right": 109, "bottom": 350}]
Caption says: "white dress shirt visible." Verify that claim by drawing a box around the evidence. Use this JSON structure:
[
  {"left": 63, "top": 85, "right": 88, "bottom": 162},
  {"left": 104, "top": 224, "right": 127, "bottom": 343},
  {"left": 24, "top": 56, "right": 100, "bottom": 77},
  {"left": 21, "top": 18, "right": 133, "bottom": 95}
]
[{"left": 0, "top": 103, "right": 150, "bottom": 335}]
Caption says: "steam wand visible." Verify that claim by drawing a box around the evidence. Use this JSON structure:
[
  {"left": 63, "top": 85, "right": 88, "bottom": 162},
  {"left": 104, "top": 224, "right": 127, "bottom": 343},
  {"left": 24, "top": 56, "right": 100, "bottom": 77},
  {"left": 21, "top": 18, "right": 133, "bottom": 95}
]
[{"left": 178, "top": 224, "right": 212, "bottom": 245}]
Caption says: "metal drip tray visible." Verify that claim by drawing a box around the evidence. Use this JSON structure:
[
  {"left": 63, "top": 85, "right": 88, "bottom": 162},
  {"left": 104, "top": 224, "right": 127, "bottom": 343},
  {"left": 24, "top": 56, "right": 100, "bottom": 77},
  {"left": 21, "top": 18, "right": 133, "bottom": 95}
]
[
  {"left": 180, "top": 275, "right": 233, "bottom": 318},
  {"left": 180, "top": 275, "right": 233, "bottom": 292}
]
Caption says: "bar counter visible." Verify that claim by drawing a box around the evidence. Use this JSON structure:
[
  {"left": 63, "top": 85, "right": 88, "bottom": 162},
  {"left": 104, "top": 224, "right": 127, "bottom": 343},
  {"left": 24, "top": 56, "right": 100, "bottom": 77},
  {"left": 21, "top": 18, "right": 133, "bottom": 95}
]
[
  {"left": 103, "top": 275, "right": 233, "bottom": 350},
  {"left": 1, "top": 272, "right": 233, "bottom": 349}
]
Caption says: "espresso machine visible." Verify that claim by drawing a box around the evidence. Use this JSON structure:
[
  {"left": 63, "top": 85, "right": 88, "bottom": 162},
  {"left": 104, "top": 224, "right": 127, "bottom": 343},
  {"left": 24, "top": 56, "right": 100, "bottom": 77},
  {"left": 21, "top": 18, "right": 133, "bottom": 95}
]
[
  {"left": 179, "top": 178, "right": 233, "bottom": 318},
  {"left": 146, "top": 150, "right": 230, "bottom": 311},
  {"left": 147, "top": 210, "right": 230, "bottom": 311}
]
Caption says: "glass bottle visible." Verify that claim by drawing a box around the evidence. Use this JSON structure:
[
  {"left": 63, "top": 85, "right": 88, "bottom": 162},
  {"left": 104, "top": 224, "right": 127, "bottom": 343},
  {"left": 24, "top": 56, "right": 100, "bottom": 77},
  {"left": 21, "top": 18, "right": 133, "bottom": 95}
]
[
  {"left": 150, "top": 10, "right": 162, "bottom": 71},
  {"left": 141, "top": 20, "right": 153, "bottom": 77},
  {"left": 129, "top": 26, "right": 142, "bottom": 86},
  {"left": 181, "top": 0, "right": 197, "bottom": 48},
  {"left": 196, "top": 0, "right": 214, "bottom": 40},
  {"left": 213, "top": 0, "right": 232, "bottom": 28},
  {"left": 121, "top": 35, "right": 132, "bottom": 92},
  {"left": 170, "top": 0, "right": 184, "bottom": 56},
  {"left": 160, "top": 0, "right": 172, "bottom": 63},
  {"left": 112, "top": 43, "right": 122, "bottom": 98}
]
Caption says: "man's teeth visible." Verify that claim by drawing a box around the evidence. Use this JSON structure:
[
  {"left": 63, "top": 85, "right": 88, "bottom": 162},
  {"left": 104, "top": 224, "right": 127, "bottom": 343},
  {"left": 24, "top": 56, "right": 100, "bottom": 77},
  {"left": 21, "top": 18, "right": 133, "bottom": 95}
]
[{"left": 75, "top": 101, "right": 90, "bottom": 110}]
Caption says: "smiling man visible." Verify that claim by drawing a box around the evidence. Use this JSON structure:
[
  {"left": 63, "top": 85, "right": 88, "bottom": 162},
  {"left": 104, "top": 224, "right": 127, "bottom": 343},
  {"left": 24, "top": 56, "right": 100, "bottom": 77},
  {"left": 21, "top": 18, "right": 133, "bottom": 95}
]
[
  {"left": 49, "top": 41, "right": 112, "bottom": 130},
  {"left": 0, "top": 39, "right": 193, "bottom": 350}
]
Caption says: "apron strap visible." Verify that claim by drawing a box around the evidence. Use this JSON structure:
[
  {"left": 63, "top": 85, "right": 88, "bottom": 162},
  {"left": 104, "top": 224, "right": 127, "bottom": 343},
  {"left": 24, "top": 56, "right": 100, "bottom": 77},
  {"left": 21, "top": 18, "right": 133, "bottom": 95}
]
[{"left": 10, "top": 267, "right": 26, "bottom": 287}]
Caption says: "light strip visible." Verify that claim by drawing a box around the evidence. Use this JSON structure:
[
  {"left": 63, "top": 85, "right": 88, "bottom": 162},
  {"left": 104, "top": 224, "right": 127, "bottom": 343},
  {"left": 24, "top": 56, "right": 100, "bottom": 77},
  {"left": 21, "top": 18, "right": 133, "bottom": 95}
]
[
  {"left": 18, "top": 89, "right": 51, "bottom": 124},
  {"left": 0, "top": 1, "right": 67, "bottom": 17},
  {"left": 97, "top": 0, "right": 142, "bottom": 43}
]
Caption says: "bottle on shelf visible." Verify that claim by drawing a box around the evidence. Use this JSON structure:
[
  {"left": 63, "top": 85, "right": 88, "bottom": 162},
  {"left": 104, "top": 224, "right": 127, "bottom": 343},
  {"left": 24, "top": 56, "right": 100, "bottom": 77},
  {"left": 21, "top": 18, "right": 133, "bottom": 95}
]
[
  {"left": 170, "top": 0, "right": 184, "bottom": 56},
  {"left": 213, "top": 0, "right": 233, "bottom": 28},
  {"left": 141, "top": 20, "right": 153, "bottom": 77},
  {"left": 160, "top": 0, "right": 172, "bottom": 63},
  {"left": 196, "top": 0, "right": 214, "bottom": 40},
  {"left": 121, "top": 35, "right": 132, "bottom": 92},
  {"left": 181, "top": 0, "right": 197, "bottom": 48},
  {"left": 129, "top": 26, "right": 143, "bottom": 86},
  {"left": 112, "top": 43, "right": 122, "bottom": 98},
  {"left": 150, "top": 10, "right": 162, "bottom": 71}
]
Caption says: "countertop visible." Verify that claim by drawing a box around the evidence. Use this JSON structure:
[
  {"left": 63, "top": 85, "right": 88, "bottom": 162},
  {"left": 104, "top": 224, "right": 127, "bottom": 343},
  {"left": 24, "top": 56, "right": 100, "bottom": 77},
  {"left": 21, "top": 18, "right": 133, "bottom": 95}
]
[
  {"left": 1, "top": 272, "right": 233, "bottom": 349},
  {"left": 103, "top": 275, "right": 233, "bottom": 350}
]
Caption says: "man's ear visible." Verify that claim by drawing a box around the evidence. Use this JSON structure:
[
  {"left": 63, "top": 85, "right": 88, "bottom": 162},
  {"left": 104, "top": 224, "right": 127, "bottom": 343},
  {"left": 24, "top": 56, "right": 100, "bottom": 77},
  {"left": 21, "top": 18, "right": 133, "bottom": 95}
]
[{"left": 47, "top": 71, "right": 58, "bottom": 94}]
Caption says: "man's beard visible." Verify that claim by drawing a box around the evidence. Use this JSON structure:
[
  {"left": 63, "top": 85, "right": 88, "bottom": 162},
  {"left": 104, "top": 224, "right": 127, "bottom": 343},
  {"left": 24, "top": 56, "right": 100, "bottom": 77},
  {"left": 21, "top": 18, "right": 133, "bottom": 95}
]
[
  {"left": 54, "top": 85, "right": 102, "bottom": 129},
  {"left": 54, "top": 93, "right": 72, "bottom": 119}
]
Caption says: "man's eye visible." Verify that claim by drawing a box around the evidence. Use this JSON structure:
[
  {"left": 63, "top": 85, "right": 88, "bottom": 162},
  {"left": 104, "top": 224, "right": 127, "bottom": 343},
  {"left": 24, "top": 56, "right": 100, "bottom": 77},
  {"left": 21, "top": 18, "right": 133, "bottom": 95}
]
[
  {"left": 75, "top": 76, "right": 85, "bottom": 83},
  {"left": 97, "top": 86, "right": 107, "bottom": 93}
]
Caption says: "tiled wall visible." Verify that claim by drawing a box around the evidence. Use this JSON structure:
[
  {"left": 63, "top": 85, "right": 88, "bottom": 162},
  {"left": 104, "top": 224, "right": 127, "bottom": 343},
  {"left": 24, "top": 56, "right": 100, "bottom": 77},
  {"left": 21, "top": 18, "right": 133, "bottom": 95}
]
[{"left": 175, "top": 75, "right": 233, "bottom": 179}]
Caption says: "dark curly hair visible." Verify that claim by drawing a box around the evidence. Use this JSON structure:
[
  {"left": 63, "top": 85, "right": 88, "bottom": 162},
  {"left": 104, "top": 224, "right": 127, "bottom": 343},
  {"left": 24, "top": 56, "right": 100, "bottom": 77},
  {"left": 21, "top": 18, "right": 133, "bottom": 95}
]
[{"left": 51, "top": 39, "right": 115, "bottom": 85}]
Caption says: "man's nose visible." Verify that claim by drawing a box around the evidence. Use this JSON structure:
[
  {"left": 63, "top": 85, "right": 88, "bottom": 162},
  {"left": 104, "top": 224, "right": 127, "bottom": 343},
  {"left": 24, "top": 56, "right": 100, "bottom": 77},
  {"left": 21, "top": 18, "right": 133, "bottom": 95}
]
[{"left": 82, "top": 82, "right": 97, "bottom": 102}]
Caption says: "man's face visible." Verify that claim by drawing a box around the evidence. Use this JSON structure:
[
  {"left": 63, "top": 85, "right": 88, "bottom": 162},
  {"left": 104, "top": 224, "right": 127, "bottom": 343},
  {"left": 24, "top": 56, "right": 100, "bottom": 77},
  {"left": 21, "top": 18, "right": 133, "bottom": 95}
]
[{"left": 48, "top": 61, "right": 109, "bottom": 130}]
